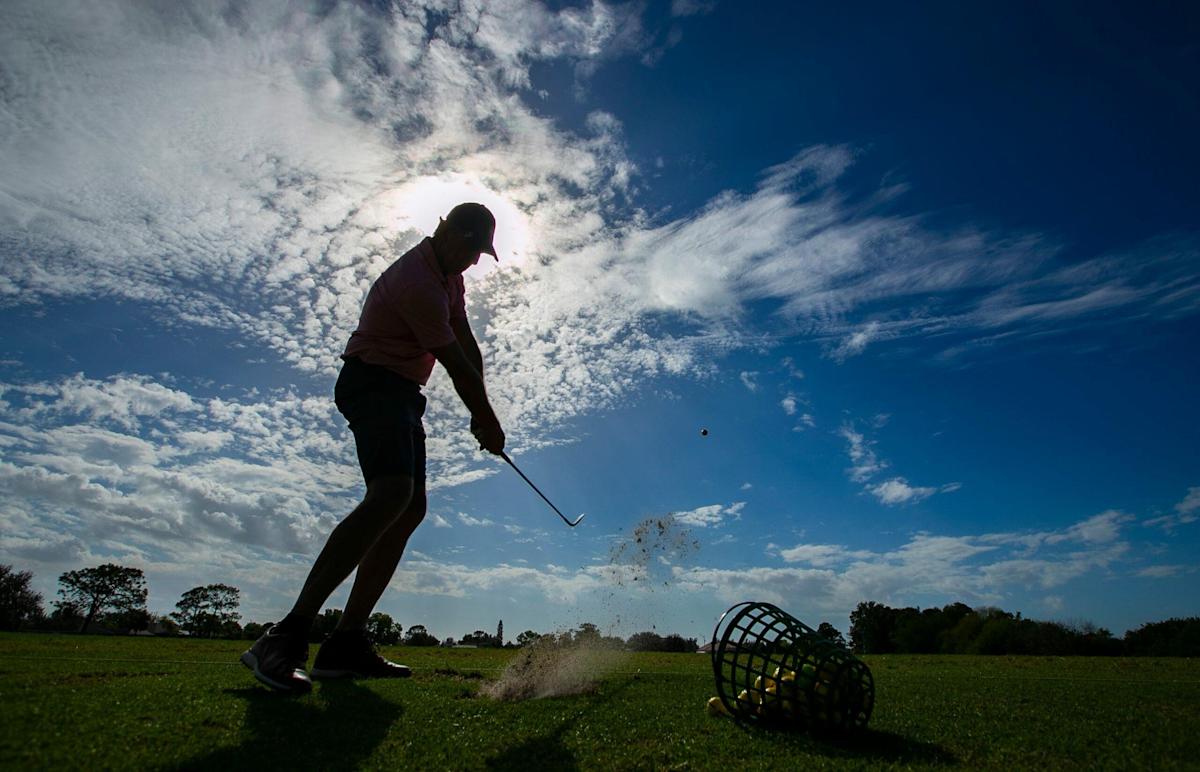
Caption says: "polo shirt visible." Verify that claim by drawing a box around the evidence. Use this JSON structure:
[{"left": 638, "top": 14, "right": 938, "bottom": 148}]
[{"left": 342, "top": 237, "right": 466, "bottom": 385}]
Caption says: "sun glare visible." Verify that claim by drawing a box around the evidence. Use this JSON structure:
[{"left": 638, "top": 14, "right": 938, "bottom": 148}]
[{"left": 380, "top": 174, "right": 531, "bottom": 278}]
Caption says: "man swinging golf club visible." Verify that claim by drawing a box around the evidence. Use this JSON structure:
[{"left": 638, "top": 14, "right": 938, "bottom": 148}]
[{"left": 241, "top": 202, "right": 505, "bottom": 693}]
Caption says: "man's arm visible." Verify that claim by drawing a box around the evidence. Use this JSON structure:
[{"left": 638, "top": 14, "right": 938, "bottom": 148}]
[
  {"left": 429, "top": 337, "right": 504, "bottom": 454},
  {"left": 450, "top": 317, "right": 483, "bottom": 382}
]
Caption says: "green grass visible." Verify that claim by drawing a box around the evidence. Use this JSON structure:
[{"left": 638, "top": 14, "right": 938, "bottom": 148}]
[{"left": 1, "top": 634, "right": 1198, "bottom": 770}]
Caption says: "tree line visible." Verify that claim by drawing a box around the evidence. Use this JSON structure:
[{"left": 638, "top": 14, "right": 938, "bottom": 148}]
[
  {"left": 4, "top": 563, "right": 1194, "bottom": 656},
  {"left": 848, "top": 600, "right": 1200, "bottom": 657},
  {"left": 0, "top": 564, "right": 700, "bottom": 651}
]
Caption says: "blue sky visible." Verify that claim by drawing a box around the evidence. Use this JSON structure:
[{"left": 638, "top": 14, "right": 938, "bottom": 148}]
[{"left": 1, "top": 0, "right": 1197, "bottom": 643}]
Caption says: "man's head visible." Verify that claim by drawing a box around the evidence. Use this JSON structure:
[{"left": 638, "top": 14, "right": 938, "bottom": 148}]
[{"left": 432, "top": 202, "right": 497, "bottom": 275}]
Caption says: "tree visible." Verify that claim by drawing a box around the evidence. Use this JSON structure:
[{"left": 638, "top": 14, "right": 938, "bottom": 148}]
[
  {"left": 461, "top": 629, "right": 496, "bottom": 647},
  {"left": 496, "top": 619, "right": 504, "bottom": 647},
  {"left": 573, "top": 622, "right": 601, "bottom": 647},
  {"left": 1125, "top": 617, "right": 1200, "bottom": 657},
  {"left": 816, "top": 622, "right": 847, "bottom": 649},
  {"left": 848, "top": 601, "right": 896, "bottom": 654},
  {"left": 171, "top": 584, "right": 241, "bottom": 638},
  {"left": 311, "top": 608, "right": 344, "bottom": 642},
  {"left": 404, "top": 624, "right": 440, "bottom": 647},
  {"left": 57, "top": 564, "right": 148, "bottom": 633},
  {"left": 627, "top": 631, "right": 664, "bottom": 651},
  {"left": 45, "top": 601, "right": 86, "bottom": 632},
  {"left": 661, "top": 633, "right": 698, "bottom": 653},
  {"left": 366, "top": 612, "right": 401, "bottom": 645},
  {"left": 515, "top": 630, "right": 542, "bottom": 647},
  {"left": 153, "top": 614, "right": 181, "bottom": 636},
  {"left": 0, "top": 564, "right": 45, "bottom": 631}
]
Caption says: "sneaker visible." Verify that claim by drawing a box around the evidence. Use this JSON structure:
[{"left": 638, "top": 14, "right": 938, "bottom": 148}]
[
  {"left": 240, "top": 625, "right": 313, "bottom": 694},
  {"left": 311, "top": 630, "right": 412, "bottom": 679}
]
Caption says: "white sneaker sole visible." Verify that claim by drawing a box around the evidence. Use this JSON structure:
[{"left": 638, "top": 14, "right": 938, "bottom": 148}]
[{"left": 240, "top": 650, "right": 312, "bottom": 693}]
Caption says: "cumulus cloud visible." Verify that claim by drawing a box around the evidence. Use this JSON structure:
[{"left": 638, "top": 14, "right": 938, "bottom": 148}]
[
  {"left": 674, "top": 501, "right": 745, "bottom": 527},
  {"left": 758, "top": 511, "right": 1137, "bottom": 613},
  {"left": 780, "top": 394, "right": 797, "bottom": 415},
  {"left": 2, "top": 0, "right": 1198, "bottom": 626}
]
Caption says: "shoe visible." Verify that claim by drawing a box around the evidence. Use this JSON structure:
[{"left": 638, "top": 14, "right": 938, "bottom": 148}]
[
  {"left": 311, "top": 630, "right": 412, "bottom": 679},
  {"left": 241, "top": 625, "right": 313, "bottom": 694}
]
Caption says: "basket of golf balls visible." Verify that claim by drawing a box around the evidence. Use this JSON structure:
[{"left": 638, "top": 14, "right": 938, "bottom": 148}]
[{"left": 709, "top": 601, "right": 874, "bottom": 732}]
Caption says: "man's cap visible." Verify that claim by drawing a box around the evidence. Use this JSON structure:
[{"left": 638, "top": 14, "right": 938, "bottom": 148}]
[{"left": 446, "top": 202, "right": 497, "bottom": 260}]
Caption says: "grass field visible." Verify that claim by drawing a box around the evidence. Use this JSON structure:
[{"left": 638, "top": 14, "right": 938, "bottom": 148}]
[{"left": 1, "top": 633, "right": 1198, "bottom": 770}]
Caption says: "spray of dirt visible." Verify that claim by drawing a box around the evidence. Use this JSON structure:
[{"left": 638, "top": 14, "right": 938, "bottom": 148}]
[
  {"left": 482, "top": 514, "right": 701, "bottom": 702},
  {"left": 605, "top": 514, "right": 701, "bottom": 589},
  {"left": 481, "top": 637, "right": 626, "bottom": 701}
]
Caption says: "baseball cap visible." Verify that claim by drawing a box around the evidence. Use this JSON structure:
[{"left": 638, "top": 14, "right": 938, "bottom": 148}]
[{"left": 446, "top": 202, "right": 498, "bottom": 261}]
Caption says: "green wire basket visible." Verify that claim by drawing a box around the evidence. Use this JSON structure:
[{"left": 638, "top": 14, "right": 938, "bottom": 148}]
[{"left": 711, "top": 601, "right": 874, "bottom": 732}]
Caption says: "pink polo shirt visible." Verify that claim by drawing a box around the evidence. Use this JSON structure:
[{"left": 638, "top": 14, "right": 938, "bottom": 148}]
[{"left": 342, "top": 237, "right": 466, "bottom": 385}]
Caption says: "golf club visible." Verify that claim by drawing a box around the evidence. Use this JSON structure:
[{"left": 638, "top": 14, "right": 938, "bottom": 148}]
[{"left": 499, "top": 451, "right": 585, "bottom": 527}]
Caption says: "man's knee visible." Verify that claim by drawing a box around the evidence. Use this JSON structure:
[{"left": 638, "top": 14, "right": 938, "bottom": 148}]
[
  {"left": 403, "top": 490, "right": 427, "bottom": 525},
  {"left": 363, "top": 474, "right": 413, "bottom": 516}
]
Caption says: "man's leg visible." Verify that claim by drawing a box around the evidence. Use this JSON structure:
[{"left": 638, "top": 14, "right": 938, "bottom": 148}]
[
  {"left": 239, "top": 474, "right": 412, "bottom": 693},
  {"left": 290, "top": 474, "right": 414, "bottom": 619},
  {"left": 338, "top": 488, "right": 426, "bottom": 629}
]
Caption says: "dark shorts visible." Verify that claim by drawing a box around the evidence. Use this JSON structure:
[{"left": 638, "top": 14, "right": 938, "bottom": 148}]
[{"left": 334, "top": 357, "right": 427, "bottom": 487}]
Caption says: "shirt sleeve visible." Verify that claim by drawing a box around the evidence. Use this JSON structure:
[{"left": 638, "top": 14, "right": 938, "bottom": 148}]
[{"left": 398, "top": 277, "right": 456, "bottom": 350}]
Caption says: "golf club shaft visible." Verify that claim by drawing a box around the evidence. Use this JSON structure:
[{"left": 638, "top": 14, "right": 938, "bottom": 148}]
[{"left": 500, "top": 451, "right": 580, "bottom": 527}]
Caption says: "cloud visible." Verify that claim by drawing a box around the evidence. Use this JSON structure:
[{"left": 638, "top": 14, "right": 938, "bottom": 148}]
[
  {"left": 868, "top": 477, "right": 937, "bottom": 506},
  {"left": 830, "top": 321, "right": 883, "bottom": 361},
  {"left": 457, "top": 512, "right": 494, "bottom": 528},
  {"left": 1045, "top": 510, "right": 1131, "bottom": 544},
  {"left": 758, "top": 511, "right": 1136, "bottom": 612},
  {"left": 431, "top": 514, "right": 452, "bottom": 529},
  {"left": 2, "top": 0, "right": 1199, "bottom": 634},
  {"left": 1135, "top": 565, "right": 1188, "bottom": 579},
  {"left": 1177, "top": 486, "right": 1200, "bottom": 515},
  {"left": 838, "top": 425, "right": 885, "bottom": 483},
  {"left": 671, "top": 0, "right": 719, "bottom": 16},
  {"left": 739, "top": 371, "right": 759, "bottom": 392},
  {"left": 1143, "top": 487, "right": 1200, "bottom": 533},
  {"left": 780, "top": 394, "right": 797, "bottom": 415},
  {"left": 674, "top": 501, "right": 745, "bottom": 527},
  {"left": 838, "top": 420, "right": 952, "bottom": 506}
]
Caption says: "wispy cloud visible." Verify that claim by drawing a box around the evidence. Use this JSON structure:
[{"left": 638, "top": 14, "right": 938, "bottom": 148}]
[
  {"left": 739, "top": 371, "right": 759, "bottom": 392},
  {"left": 1143, "top": 485, "right": 1200, "bottom": 532},
  {"left": 838, "top": 425, "right": 886, "bottom": 483},
  {"left": 838, "top": 420, "right": 956, "bottom": 506}
]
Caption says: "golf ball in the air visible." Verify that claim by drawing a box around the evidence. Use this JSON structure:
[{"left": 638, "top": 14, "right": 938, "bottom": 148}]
[{"left": 700, "top": 428, "right": 708, "bottom": 436}]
